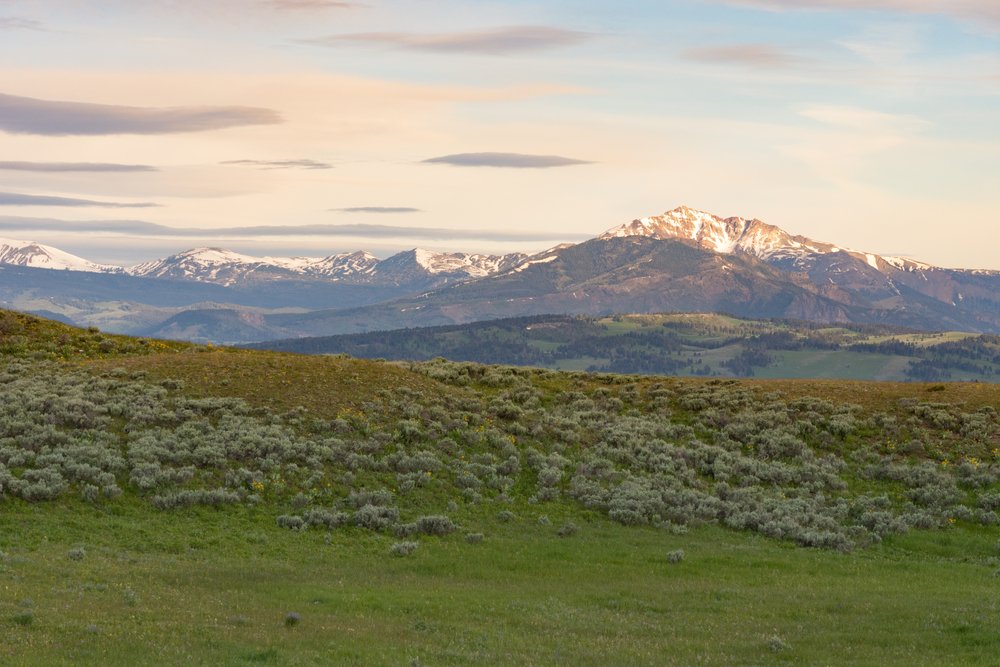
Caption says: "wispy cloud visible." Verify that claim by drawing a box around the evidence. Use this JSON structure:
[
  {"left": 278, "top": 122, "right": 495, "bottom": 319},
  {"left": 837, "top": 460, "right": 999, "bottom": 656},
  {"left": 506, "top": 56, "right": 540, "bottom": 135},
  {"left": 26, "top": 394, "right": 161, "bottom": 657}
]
[
  {"left": 681, "top": 44, "right": 803, "bottom": 68},
  {"left": 423, "top": 152, "right": 592, "bottom": 168},
  {"left": 266, "top": 0, "right": 360, "bottom": 8},
  {"left": 782, "top": 104, "right": 932, "bottom": 185},
  {"left": 0, "top": 216, "right": 587, "bottom": 243},
  {"left": 0, "top": 17, "right": 44, "bottom": 31},
  {"left": 0, "top": 192, "right": 160, "bottom": 208},
  {"left": 302, "top": 25, "right": 591, "bottom": 55},
  {"left": 0, "top": 161, "right": 157, "bottom": 172},
  {"left": 798, "top": 104, "right": 930, "bottom": 132},
  {"left": 221, "top": 159, "right": 332, "bottom": 170},
  {"left": 332, "top": 207, "right": 422, "bottom": 214},
  {"left": 0, "top": 92, "right": 282, "bottom": 136},
  {"left": 717, "top": 0, "right": 1000, "bottom": 24},
  {"left": 837, "top": 23, "right": 923, "bottom": 67}
]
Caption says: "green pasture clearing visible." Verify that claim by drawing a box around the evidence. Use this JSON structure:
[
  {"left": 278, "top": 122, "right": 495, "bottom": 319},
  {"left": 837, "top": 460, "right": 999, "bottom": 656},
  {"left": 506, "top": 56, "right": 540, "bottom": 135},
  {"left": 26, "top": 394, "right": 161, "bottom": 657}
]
[{"left": 3, "top": 501, "right": 1000, "bottom": 666}]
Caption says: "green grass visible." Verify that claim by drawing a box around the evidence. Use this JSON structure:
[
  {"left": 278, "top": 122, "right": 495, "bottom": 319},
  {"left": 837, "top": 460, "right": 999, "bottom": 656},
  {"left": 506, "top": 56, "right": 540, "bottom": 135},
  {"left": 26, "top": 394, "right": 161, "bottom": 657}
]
[
  {"left": 3, "top": 499, "right": 1000, "bottom": 666},
  {"left": 757, "top": 350, "right": 911, "bottom": 381},
  {"left": 5, "top": 309, "right": 1000, "bottom": 665}
]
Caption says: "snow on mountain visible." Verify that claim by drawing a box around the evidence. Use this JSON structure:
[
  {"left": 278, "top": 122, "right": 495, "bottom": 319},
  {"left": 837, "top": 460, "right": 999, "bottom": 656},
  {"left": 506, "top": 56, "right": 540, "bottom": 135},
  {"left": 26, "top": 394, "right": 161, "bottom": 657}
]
[
  {"left": 308, "top": 251, "right": 380, "bottom": 279},
  {"left": 4, "top": 208, "right": 987, "bottom": 296},
  {"left": 412, "top": 248, "right": 528, "bottom": 277},
  {"left": 127, "top": 248, "right": 320, "bottom": 286},
  {"left": 0, "top": 237, "right": 124, "bottom": 274},
  {"left": 129, "top": 247, "right": 390, "bottom": 286},
  {"left": 599, "top": 205, "right": 909, "bottom": 271},
  {"left": 123, "top": 246, "right": 526, "bottom": 287}
]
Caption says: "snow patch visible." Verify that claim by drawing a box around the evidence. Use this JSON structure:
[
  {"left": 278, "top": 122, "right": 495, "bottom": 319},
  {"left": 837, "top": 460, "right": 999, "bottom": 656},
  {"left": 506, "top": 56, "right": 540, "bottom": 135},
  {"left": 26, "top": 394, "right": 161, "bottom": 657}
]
[
  {"left": 510, "top": 255, "right": 558, "bottom": 273},
  {"left": 0, "top": 237, "right": 124, "bottom": 274}
]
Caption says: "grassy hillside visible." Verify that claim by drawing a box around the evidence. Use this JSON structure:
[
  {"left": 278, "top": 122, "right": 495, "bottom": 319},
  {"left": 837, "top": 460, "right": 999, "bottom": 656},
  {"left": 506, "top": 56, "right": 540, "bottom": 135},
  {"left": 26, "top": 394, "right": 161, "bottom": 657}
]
[
  {"left": 251, "top": 312, "right": 1000, "bottom": 382},
  {"left": 3, "top": 309, "right": 1000, "bottom": 665}
]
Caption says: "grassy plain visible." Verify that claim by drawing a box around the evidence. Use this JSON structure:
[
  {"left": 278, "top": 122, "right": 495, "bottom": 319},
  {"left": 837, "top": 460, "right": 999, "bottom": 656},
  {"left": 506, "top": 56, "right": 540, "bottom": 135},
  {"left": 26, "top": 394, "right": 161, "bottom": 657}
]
[
  {"left": 4, "top": 501, "right": 1000, "bottom": 666},
  {"left": 3, "top": 310, "right": 1000, "bottom": 665}
]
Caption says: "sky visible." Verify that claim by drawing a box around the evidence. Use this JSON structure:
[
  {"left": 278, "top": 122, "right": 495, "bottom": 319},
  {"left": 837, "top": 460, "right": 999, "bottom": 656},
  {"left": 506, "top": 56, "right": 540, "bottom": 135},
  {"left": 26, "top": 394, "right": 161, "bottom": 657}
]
[{"left": 0, "top": 0, "right": 997, "bottom": 268}]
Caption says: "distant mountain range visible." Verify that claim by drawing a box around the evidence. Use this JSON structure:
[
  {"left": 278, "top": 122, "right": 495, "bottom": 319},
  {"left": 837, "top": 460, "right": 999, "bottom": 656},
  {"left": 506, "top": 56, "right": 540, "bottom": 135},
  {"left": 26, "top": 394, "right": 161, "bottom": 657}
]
[
  {"left": 2, "top": 206, "right": 999, "bottom": 343},
  {"left": 0, "top": 237, "right": 527, "bottom": 288}
]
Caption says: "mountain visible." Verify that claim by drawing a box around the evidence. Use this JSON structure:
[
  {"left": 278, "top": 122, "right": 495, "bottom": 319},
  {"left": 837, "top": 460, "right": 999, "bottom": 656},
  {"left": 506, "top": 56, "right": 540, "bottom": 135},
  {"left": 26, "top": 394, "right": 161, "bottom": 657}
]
[
  {"left": 0, "top": 241, "right": 527, "bottom": 338},
  {"left": 126, "top": 247, "right": 526, "bottom": 288},
  {"left": 129, "top": 248, "right": 382, "bottom": 286},
  {"left": 599, "top": 205, "right": 927, "bottom": 271},
  {"left": 4, "top": 205, "right": 1000, "bottom": 343},
  {"left": 0, "top": 238, "right": 526, "bottom": 289},
  {"left": 253, "top": 206, "right": 1000, "bottom": 340},
  {"left": 598, "top": 206, "right": 1000, "bottom": 331},
  {"left": 0, "top": 263, "right": 410, "bottom": 336},
  {"left": 370, "top": 249, "right": 528, "bottom": 287},
  {"left": 262, "top": 235, "right": 862, "bottom": 337},
  {"left": 0, "top": 237, "right": 124, "bottom": 274}
]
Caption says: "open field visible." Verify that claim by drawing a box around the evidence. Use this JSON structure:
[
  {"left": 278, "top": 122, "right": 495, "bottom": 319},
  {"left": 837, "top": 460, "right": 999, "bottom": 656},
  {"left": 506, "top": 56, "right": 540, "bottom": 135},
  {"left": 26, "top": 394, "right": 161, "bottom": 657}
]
[
  {"left": 3, "top": 309, "right": 1000, "bottom": 664},
  {"left": 4, "top": 503, "right": 1000, "bottom": 666}
]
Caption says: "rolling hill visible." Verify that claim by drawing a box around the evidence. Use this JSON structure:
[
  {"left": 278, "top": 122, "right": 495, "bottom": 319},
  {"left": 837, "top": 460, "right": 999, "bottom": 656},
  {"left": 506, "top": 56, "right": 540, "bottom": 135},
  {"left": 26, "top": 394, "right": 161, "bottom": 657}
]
[
  {"left": 4, "top": 309, "right": 1000, "bottom": 664},
  {"left": 250, "top": 312, "right": 1000, "bottom": 382}
]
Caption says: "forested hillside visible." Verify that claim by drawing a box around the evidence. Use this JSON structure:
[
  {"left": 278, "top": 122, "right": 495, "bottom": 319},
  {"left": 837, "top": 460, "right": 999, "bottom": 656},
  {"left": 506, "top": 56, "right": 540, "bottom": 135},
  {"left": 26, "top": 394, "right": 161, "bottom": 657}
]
[{"left": 253, "top": 313, "right": 1000, "bottom": 382}]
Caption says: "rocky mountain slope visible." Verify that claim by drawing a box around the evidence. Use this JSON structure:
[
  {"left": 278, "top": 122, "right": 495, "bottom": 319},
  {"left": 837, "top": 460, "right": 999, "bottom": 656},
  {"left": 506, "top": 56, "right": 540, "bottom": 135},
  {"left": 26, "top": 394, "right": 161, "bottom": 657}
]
[
  {"left": 0, "top": 237, "right": 124, "bottom": 274},
  {"left": 600, "top": 205, "right": 933, "bottom": 272},
  {"left": 0, "top": 238, "right": 526, "bottom": 289},
  {"left": 3, "top": 206, "right": 1000, "bottom": 342},
  {"left": 249, "top": 207, "right": 1000, "bottom": 340}
]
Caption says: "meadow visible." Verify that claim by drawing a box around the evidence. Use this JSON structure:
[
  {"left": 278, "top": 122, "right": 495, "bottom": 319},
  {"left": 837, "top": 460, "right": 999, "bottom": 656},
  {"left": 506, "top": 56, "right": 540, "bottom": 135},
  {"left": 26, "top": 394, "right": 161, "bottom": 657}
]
[{"left": 2, "top": 309, "right": 1000, "bottom": 665}]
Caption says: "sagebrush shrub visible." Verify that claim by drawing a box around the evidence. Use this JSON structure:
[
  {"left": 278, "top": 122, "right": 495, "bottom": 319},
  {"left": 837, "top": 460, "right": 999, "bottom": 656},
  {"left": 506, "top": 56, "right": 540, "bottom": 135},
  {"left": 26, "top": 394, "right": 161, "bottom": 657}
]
[
  {"left": 557, "top": 522, "right": 578, "bottom": 538},
  {"left": 415, "top": 515, "right": 456, "bottom": 536},
  {"left": 390, "top": 541, "right": 418, "bottom": 557}
]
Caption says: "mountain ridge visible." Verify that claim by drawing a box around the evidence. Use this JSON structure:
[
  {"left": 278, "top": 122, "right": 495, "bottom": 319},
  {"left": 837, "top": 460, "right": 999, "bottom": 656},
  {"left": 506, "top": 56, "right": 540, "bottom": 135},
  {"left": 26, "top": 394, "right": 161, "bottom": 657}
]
[
  {"left": 2, "top": 206, "right": 996, "bottom": 286},
  {"left": 0, "top": 239, "right": 529, "bottom": 288},
  {"left": 597, "top": 205, "right": 940, "bottom": 274},
  {"left": 5, "top": 205, "right": 1000, "bottom": 342}
]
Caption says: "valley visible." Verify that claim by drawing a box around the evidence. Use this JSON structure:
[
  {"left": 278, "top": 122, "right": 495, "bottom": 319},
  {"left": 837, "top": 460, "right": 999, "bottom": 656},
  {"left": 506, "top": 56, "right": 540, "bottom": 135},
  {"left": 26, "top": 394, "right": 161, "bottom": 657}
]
[{"left": 252, "top": 313, "right": 1000, "bottom": 382}]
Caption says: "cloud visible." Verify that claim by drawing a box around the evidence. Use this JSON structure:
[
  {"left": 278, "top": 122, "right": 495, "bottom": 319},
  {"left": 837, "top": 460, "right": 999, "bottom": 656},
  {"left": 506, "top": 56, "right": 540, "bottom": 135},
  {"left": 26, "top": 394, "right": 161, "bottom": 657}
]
[
  {"left": 680, "top": 44, "right": 803, "bottom": 68},
  {"left": 221, "top": 159, "right": 332, "bottom": 170},
  {"left": 837, "top": 23, "right": 923, "bottom": 67},
  {"left": 0, "top": 161, "right": 157, "bottom": 172},
  {"left": 302, "top": 25, "right": 591, "bottom": 55},
  {"left": 0, "top": 192, "right": 160, "bottom": 208},
  {"left": 0, "top": 216, "right": 588, "bottom": 243},
  {"left": 422, "top": 152, "right": 593, "bottom": 169},
  {"left": 798, "top": 104, "right": 930, "bottom": 132},
  {"left": 782, "top": 104, "right": 932, "bottom": 185},
  {"left": 0, "top": 17, "right": 43, "bottom": 31},
  {"left": 266, "top": 0, "right": 360, "bottom": 8},
  {"left": 0, "top": 92, "right": 282, "bottom": 136},
  {"left": 716, "top": 0, "right": 1000, "bottom": 24},
  {"left": 333, "top": 207, "right": 422, "bottom": 214}
]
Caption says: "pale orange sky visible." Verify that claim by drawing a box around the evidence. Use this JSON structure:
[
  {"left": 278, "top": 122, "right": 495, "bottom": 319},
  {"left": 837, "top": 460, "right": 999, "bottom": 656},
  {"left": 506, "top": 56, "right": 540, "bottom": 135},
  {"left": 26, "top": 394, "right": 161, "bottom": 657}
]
[{"left": 0, "top": 1, "right": 997, "bottom": 268}]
